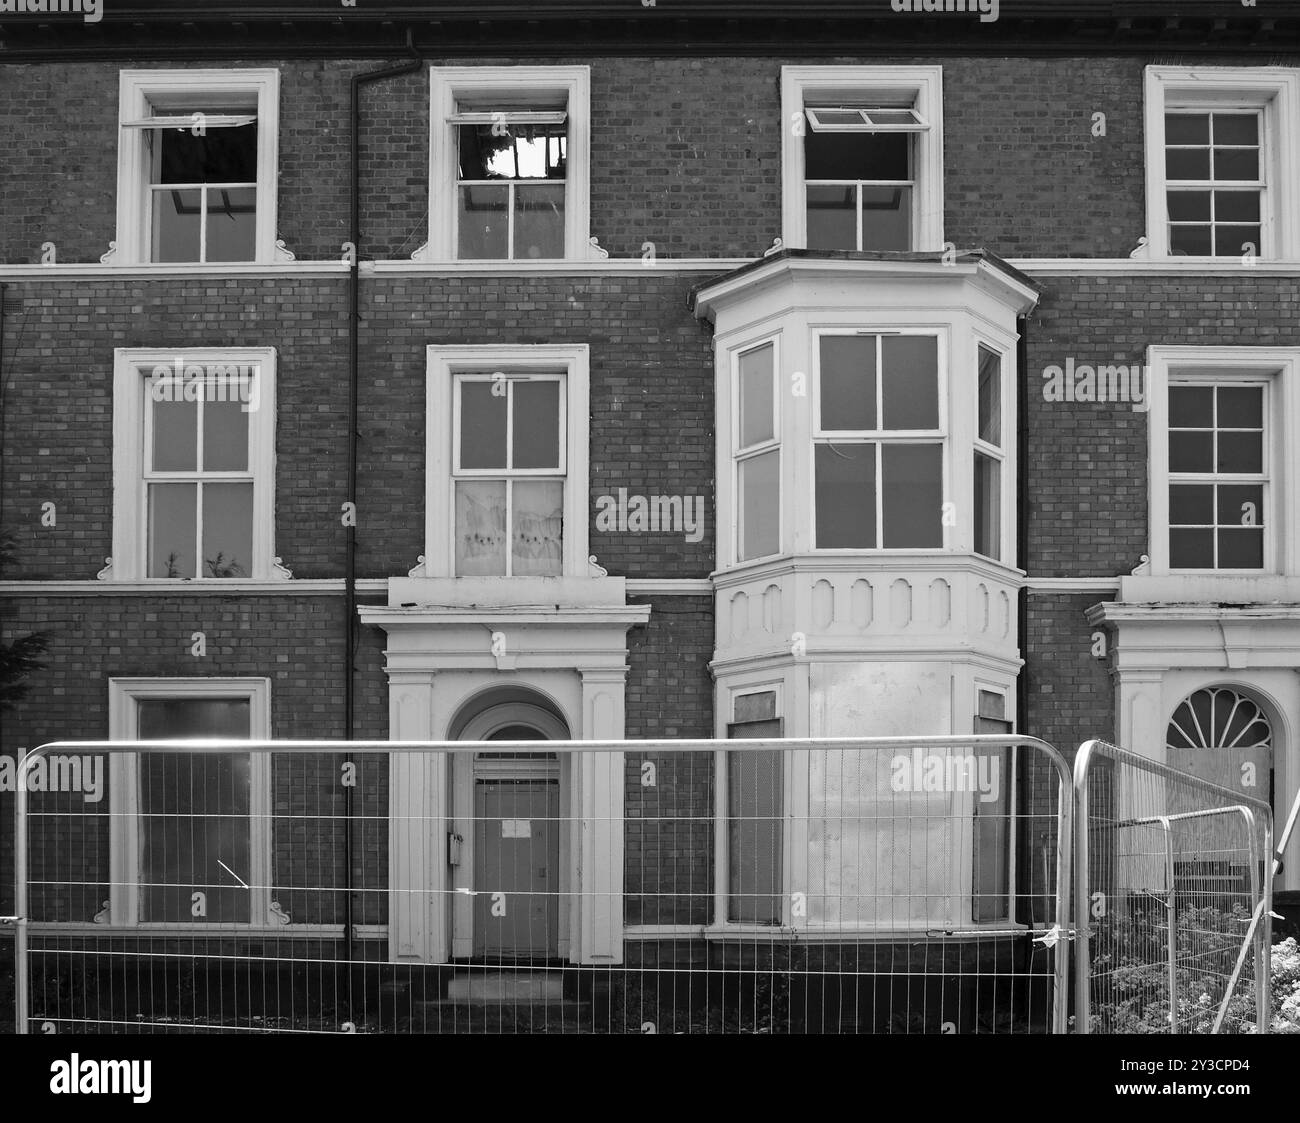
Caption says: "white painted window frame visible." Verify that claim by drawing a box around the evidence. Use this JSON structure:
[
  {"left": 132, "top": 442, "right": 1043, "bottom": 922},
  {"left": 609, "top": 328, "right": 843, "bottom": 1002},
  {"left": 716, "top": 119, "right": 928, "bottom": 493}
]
[
  {"left": 110, "top": 347, "right": 278, "bottom": 581},
  {"left": 107, "top": 677, "right": 271, "bottom": 928},
  {"left": 1147, "top": 346, "right": 1300, "bottom": 576},
  {"left": 781, "top": 66, "right": 945, "bottom": 253},
  {"left": 809, "top": 328, "right": 949, "bottom": 553},
  {"left": 428, "top": 66, "right": 591, "bottom": 262},
  {"left": 972, "top": 338, "right": 1010, "bottom": 563},
  {"left": 1144, "top": 66, "right": 1300, "bottom": 261},
  {"left": 116, "top": 69, "right": 280, "bottom": 266},
  {"left": 427, "top": 344, "right": 590, "bottom": 578},
  {"left": 732, "top": 335, "right": 783, "bottom": 565}
]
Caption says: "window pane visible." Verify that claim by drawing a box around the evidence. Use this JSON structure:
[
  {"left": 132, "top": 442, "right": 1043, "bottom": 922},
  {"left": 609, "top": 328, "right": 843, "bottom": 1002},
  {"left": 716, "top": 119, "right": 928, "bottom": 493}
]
[
  {"left": 806, "top": 185, "right": 857, "bottom": 250},
  {"left": 973, "top": 742, "right": 1010, "bottom": 922},
  {"left": 1218, "top": 528, "right": 1264, "bottom": 569},
  {"left": 881, "top": 336, "right": 939, "bottom": 429},
  {"left": 738, "top": 343, "right": 774, "bottom": 448},
  {"left": 1217, "top": 385, "right": 1263, "bottom": 427},
  {"left": 1166, "top": 148, "right": 1210, "bottom": 181},
  {"left": 1214, "top": 148, "right": 1259, "bottom": 182},
  {"left": 1218, "top": 483, "right": 1264, "bottom": 529},
  {"left": 205, "top": 187, "right": 257, "bottom": 262},
  {"left": 1169, "top": 224, "right": 1212, "bottom": 256},
  {"left": 1165, "top": 114, "right": 1209, "bottom": 145},
  {"left": 735, "top": 690, "right": 777, "bottom": 723},
  {"left": 148, "top": 482, "right": 197, "bottom": 578},
  {"left": 805, "top": 130, "right": 909, "bottom": 180},
  {"left": 739, "top": 449, "right": 779, "bottom": 560},
  {"left": 137, "top": 692, "right": 252, "bottom": 924},
  {"left": 1216, "top": 192, "right": 1261, "bottom": 223},
  {"left": 1213, "top": 114, "right": 1258, "bottom": 146},
  {"left": 1170, "top": 386, "right": 1213, "bottom": 427},
  {"left": 457, "top": 185, "right": 509, "bottom": 259},
  {"left": 511, "top": 380, "right": 561, "bottom": 469},
  {"left": 1171, "top": 527, "right": 1214, "bottom": 568},
  {"left": 157, "top": 122, "right": 257, "bottom": 184},
  {"left": 511, "top": 480, "right": 563, "bottom": 576},
  {"left": 459, "top": 381, "right": 508, "bottom": 469},
  {"left": 1217, "top": 431, "right": 1263, "bottom": 473},
  {"left": 152, "top": 187, "right": 202, "bottom": 262},
  {"left": 859, "top": 185, "right": 911, "bottom": 251},
  {"left": 455, "top": 480, "right": 507, "bottom": 576},
  {"left": 1215, "top": 225, "right": 1261, "bottom": 257},
  {"left": 815, "top": 442, "right": 875, "bottom": 548},
  {"left": 201, "top": 482, "right": 253, "bottom": 577},
  {"left": 151, "top": 397, "right": 198, "bottom": 471},
  {"left": 974, "top": 452, "right": 1000, "bottom": 560},
  {"left": 882, "top": 443, "right": 943, "bottom": 547},
  {"left": 1170, "top": 483, "right": 1213, "bottom": 525},
  {"left": 1168, "top": 191, "right": 1211, "bottom": 222},
  {"left": 203, "top": 396, "right": 249, "bottom": 472},
  {"left": 977, "top": 346, "right": 1001, "bottom": 447},
  {"left": 819, "top": 336, "right": 876, "bottom": 431},
  {"left": 513, "top": 184, "right": 565, "bottom": 259},
  {"left": 1169, "top": 430, "right": 1213, "bottom": 473}
]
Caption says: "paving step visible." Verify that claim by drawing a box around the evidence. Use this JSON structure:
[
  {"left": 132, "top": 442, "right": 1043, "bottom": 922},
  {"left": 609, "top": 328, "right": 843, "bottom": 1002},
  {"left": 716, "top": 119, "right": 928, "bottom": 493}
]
[{"left": 444, "top": 970, "right": 565, "bottom": 1004}]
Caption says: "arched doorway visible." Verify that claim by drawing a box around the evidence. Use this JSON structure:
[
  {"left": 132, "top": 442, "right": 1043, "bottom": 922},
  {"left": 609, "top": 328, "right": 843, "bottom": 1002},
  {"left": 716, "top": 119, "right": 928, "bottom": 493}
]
[
  {"left": 1166, "top": 685, "right": 1274, "bottom": 799},
  {"left": 451, "top": 692, "right": 570, "bottom": 960}
]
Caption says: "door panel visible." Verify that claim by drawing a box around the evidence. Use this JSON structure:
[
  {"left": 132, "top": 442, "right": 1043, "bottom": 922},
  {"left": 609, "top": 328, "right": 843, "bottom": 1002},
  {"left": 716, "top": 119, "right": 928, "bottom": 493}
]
[{"left": 473, "top": 779, "right": 560, "bottom": 957}]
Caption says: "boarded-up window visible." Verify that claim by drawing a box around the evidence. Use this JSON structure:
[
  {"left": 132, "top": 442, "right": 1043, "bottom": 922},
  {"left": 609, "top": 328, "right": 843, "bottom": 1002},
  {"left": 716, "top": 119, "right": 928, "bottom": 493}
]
[{"left": 727, "top": 691, "right": 783, "bottom": 924}]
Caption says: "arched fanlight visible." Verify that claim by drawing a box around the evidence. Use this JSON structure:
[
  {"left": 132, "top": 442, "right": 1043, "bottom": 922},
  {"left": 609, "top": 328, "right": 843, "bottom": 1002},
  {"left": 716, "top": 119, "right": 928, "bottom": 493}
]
[{"left": 1166, "top": 687, "right": 1272, "bottom": 752}]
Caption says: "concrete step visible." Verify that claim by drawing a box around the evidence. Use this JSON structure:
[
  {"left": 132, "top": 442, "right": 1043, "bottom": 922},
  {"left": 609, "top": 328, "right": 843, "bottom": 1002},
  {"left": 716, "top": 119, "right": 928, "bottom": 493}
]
[{"left": 445, "top": 970, "right": 564, "bottom": 1004}]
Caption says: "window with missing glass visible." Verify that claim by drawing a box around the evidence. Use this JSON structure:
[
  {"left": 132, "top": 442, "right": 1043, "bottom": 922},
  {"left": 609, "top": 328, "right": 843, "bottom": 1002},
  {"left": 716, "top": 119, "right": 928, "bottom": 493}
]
[
  {"left": 452, "top": 373, "right": 566, "bottom": 576},
  {"left": 1167, "top": 380, "right": 1268, "bottom": 570},
  {"left": 813, "top": 333, "right": 944, "bottom": 549},
  {"left": 803, "top": 106, "right": 924, "bottom": 252},
  {"left": 116, "top": 70, "right": 278, "bottom": 265},
  {"left": 454, "top": 108, "right": 567, "bottom": 260},
  {"left": 1165, "top": 111, "right": 1263, "bottom": 258},
  {"left": 972, "top": 688, "right": 1012, "bottom": 923}
]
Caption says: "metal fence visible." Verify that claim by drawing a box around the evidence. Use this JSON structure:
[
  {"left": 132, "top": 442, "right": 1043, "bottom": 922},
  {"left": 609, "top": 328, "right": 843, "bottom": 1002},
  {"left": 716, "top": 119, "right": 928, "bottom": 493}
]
[
  {"left": 10, "top": 735, "right": 1073, "bottom": 1034},
  {"left": 1073, "top": 739, "right": 1274, "bottom": 1034}
]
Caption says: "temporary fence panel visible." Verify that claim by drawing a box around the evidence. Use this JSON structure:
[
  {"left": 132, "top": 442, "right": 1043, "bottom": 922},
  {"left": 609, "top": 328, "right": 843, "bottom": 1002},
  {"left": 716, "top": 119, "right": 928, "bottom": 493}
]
[
  {"left": 1073, "top": 739, "right": 1274, "bottom": 1034},
  {"left": 12, "top": 735, "right": 1072, "bottom": 1034}
]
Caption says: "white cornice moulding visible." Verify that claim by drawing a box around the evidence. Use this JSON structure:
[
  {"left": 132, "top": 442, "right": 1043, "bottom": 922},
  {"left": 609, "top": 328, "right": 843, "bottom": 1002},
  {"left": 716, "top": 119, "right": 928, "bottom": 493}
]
[
  {"left": 365, "top": 259, "right": 748, "bottom": 276},
  {"left": 1025, "top": 577, "right": 1123, "bottom": 592},
  {"left": 0, "top": 579, "right": 388, "bottom": 595},
  {"left": 0, "top": 262, "right": 351, "bottom": 280},
  {"left": 1007, "top": 259, "right": 1300, "bottom": 276}
]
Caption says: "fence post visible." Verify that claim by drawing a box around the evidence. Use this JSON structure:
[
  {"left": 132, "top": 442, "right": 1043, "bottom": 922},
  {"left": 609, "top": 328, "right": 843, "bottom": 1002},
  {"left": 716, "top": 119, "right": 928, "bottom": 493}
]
[{"left": 14, "top": 749, "right": 29, "bottom": 1035}]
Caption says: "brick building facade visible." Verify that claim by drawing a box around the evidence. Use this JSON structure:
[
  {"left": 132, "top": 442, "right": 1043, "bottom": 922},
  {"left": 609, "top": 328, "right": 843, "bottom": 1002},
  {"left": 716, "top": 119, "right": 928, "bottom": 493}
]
[{"left": 1, "top": 2, "right": 1298, "bottom": 1027}]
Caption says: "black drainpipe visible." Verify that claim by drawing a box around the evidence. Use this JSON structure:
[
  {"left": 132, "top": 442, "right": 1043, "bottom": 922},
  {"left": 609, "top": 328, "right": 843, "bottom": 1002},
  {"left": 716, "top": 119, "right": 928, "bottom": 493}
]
[
  {"left": 345, "top": 30, "right": 422, "bottom": 975},
  {"left": 1015, "top": 313, "right": 1032, "bottom": 933}
]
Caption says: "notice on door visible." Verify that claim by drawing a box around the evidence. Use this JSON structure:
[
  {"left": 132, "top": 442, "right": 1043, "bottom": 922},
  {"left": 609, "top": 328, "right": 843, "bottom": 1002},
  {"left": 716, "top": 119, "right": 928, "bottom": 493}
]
[{"left": 501, "top": 819, "right": 532, "bottom": 838}]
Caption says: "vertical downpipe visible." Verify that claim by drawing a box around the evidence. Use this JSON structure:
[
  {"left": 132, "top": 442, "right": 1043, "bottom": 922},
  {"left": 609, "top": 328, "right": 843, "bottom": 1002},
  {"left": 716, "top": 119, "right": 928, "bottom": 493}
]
[{"left": 346, "top": 31, "right": 422, "bottom": 992}]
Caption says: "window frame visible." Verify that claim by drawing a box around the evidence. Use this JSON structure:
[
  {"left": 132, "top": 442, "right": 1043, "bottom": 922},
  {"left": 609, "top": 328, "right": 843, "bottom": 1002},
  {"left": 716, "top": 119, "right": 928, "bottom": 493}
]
[
  {"left": 973, "top": 341, "right": 1006, "bottom": 563},
  {"left": 428, "top": 66, "right": 591, "bottom": 262},
  {"left": 781, "top": 66, "right": 945, "bottom": 253},
  {"left": 1143, "top": 66, "right": 1300, "bottom": 261},
  {"left": 107, "top": 677, "right": 272, "bottom": 928},
  {"left": 116, "top": 69, "right": 280, "bottom": 266},
  {"left": 1147, "top": 346, "right": 1300, "bottom": 576},
  {"left": 732, "top": 335, "right": 783, "bottom": 564},
  {"left": 714, "top": 680, "right": 790, "bottom": 929},
  {"left": 450, "top": 370, "right": 568, "bottom": 577},
  {"left": 110, "top": 347, "right": 278, "bottom": 582},
  {"left": 810, "top": 328, "right": 949, "bottom": 554},
  {"left": 427, "top": 344, "right": 589, "bottom": 578}
]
